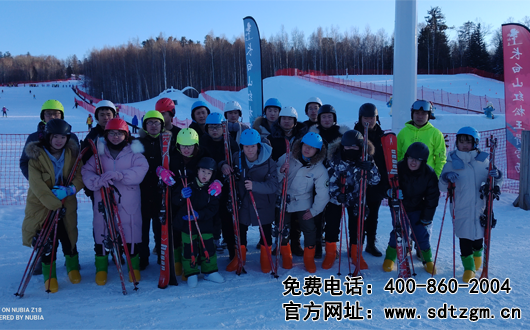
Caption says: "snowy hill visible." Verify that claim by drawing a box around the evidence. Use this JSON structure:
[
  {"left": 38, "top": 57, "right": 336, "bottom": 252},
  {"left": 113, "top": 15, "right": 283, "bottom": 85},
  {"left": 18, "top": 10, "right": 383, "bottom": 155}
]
[{"left": 1, "top": 75, "right": 527, "bottom": 329}]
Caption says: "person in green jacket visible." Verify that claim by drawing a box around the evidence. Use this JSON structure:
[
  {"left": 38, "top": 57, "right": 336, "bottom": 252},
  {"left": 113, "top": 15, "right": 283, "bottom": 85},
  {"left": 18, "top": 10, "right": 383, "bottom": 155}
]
[{"left": 397, "top": 100, "right": 446, "bottom": 178}]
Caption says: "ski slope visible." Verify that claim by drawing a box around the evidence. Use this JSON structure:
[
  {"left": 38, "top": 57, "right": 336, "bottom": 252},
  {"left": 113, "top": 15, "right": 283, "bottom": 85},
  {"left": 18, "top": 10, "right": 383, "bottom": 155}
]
[{"left": 0, "top": 75, "right": 527, "bottom": 329}]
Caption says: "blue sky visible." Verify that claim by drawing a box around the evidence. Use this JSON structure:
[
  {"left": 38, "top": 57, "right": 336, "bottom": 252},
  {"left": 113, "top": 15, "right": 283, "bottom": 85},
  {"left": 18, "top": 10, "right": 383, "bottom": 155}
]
[{"left": 2, "top": 0, "right": 528, "bottom": 61}]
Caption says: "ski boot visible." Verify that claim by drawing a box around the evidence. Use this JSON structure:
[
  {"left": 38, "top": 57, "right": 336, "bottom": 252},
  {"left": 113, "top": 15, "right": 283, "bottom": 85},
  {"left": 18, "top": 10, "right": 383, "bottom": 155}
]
[
  {"left": 42, "top": 261, "right": 58, "bottom": 293},
  {"left": 421, "top": 249, "right": 436, "bottom": 275},
  {"left": 321, "top": 242, "right": 337, "bottom": 269},
  {"left": 260, "top": 245, "right": 272, "bottom": 273},
  {"left": 473, "top": 248, "right": 483, "bottom": 271},
  {"left": 65, "top": 254, "right": 81, "bottom": 284},
  {"left": 350, "top": 244, "right": 368, "bottom": 269},
  {"left": 383, "top": 246, "right": 397, "bottom": 272},
  {"left": 128, "top": 254, "right": 141, "bottom": 283},
  {"left": 365, "top": 235, "right": 383, "bottom": 257},
  {"left": 187, "top": 274, "right": 198, "bottom": 288},
  {"left": 461, "top": 255, "right": 476, "bottom": 283},
  {"left": 204, "top": 272, "right": 225, "bottom": 283},
  {"left": 303, "top": 246, "right": 316, "bottom": 273},
  {"left": 226, "top": 245, "right": 246, "bottom": 272},
  {"left": 280, "top": 244, "right": 293, "bottom": 269},
  {"left": 95, "top": 255, "right": 108, "bottom": 286}
]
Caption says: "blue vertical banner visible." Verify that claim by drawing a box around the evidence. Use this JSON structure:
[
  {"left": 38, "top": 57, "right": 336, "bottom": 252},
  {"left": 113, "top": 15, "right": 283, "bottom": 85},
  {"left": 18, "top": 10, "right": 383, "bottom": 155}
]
[{"left": 243, "top": 16, "right": 263, "bottom": 124}]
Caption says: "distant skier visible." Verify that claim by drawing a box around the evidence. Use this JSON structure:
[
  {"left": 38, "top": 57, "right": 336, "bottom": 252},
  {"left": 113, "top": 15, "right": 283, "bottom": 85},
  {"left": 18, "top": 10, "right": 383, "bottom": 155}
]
[
  {"left": 131, "top": 115, "right": 138, "bottom": 133},
  {"left": 483, "top": 102, "right": 495, "bottom": 119},
  {"left": 2, "top": 106, "right": 8, "bottom": 117},
  {"left": 86, "top": 114, "right": 93, "bottom": 130}
]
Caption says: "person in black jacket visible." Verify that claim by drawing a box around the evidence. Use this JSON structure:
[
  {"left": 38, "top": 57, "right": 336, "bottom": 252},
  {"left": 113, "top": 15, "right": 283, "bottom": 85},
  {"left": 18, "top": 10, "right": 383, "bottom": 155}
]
[
  {"left": 353, "top": 103, "right": 389, "bottom": 257},
  {"left": 267, "top": 106, "right": 308, "bottom": 162},
  {"left": 302, "top": 96, "right": 322, "bottom": 129},
  {"left": 188, "top": 101, "right": 210, "bottom": 135},
  {"left": 175, "top": 157, "right": 225, "bottom": 288},
  {"left": 199, "top": 112, "right": 239, "bottom": 258},
  {"left": 382, "top": 142, "right": 440, "bottom": 275},
  {"left": 138, "top": 110, "right": 167, "bottom": 270}
]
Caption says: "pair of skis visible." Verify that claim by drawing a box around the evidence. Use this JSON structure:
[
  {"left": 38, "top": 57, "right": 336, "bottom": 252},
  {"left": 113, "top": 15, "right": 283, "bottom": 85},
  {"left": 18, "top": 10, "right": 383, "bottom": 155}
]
[
  {"left": 222, "top": 121, "right": 245, "bottom": 275},
  {"left": 158, "top": 132, "right": 178, "bottom": 288},
  {"left": 480, "top": 136, "right": 498, "bottom": 279},
  {"left": 87, "top": 139, "right": 138, "bottom": 295},
  {"left": 15, "top": 146, "right": 89, "bottom": 298}
]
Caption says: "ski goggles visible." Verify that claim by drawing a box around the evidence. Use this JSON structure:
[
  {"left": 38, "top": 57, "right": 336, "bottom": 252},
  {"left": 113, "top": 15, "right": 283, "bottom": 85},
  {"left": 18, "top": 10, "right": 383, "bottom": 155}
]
[{"left": 411, "top": 100, "right": 432, "bottom": 112}]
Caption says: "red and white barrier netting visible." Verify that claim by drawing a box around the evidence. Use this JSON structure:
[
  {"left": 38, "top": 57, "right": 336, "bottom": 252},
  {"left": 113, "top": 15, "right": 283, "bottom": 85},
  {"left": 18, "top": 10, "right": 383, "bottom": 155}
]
[{"left": 0, "top": 128, "right": 518, "bottom": 206}]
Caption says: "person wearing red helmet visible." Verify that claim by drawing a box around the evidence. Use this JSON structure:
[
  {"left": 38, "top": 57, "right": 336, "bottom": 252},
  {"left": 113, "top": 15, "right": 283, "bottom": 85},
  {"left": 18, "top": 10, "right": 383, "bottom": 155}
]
[
  {"left": 82, "top": 118, "right": 149, "bottom": 286},
  {"left": 155, "top": 97, "right": 181, "bottom": 146}
]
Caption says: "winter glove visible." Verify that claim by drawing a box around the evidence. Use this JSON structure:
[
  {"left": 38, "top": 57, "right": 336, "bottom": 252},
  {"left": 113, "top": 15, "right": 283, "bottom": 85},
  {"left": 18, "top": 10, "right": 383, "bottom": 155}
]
[
  {"left": 52, "top": 185, "right": 76, "bottom": 200},
  {"left": 182, "top": 210, "right": 199, "bottom": 221},
  {"left": 420, "top": 219, "right": 432, "bottom": 226},
  {"left": 100, "top": 171, "right": 123, "bottom": 183},
  {"left": 181, "top": 187, "right": 192, "bottom": 199},
  {"left": 441, "top": 171, "right": 459, "bottom": 183},
  {"left": 337, "top": 193, "right": 347, "bottom": 204},
  {"left": 387, "top": 189, "right": 403, "bottom": 199},
  {"left": 208, "top": 180, "right": 223, "bottom": 197},
  {"left": 488, "top": 166, "right": 501, "bottom": 179},
  {"left": 156, "top": 166, "right": 176, "bottom": 186},
  {"left": 358, "top": 160, "right": 372, "bottom": 171}
]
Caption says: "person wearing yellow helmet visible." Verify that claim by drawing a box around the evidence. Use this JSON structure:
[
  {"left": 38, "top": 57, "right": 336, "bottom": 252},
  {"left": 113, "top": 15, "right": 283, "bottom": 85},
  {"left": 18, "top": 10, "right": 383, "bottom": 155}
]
[
  {"left": 137, "top": 110, "right": 167, "bottom": 270},
  {"left": 19, "top": 99, "right": 79, "bottom": 276},
  {"left": 168, "top": 127, "right": 211, "bottom": 278}
]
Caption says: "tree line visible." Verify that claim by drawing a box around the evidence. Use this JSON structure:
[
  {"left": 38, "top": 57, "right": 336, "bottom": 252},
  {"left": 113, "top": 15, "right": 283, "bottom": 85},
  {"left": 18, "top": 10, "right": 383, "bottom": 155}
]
[{"left": 1, "top": 8, "right": 529, "bottom": 103}]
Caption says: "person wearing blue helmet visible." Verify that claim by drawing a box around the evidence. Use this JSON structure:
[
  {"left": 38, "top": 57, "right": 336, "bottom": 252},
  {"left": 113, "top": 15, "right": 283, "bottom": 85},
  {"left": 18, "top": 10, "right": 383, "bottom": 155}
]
[
  {"left": 224, "top": 129, "right": 279, "bottom": 274},
  {"left": 253, "top": 97, "right": 281, "bottom": 139},
  {"left": 439, "top": 126, "right": 503, "bottom": 283},
  {"left": 276, "top": 132, "right": 329, "bottom": 273},
  {"left": 189, "top": 100, "right": 211, "bottom": 135},
  {"left": 199, "top": 112, "right": 240, "bottom": 257}
]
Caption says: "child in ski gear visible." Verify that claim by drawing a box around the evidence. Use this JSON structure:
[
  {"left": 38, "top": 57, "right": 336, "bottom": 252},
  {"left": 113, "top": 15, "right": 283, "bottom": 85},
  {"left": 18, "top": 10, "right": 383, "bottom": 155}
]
[
  {"left": 189, "top": 101, "right": 210, "bottom": 135},
  {"left": 323, "top": 129, "right": 380, "bottom": 270},
  {"left": 382, "top": 142, "right": 440, "bottom": 275},
  {"left": 397, "top": 100, "right": 446, "bottom": 177},
  {"left": 138, "top": 110, "right": 167, "bottom": 270},
  {"left": 439, "top": 126, "right": 503, "bottom": 282},
  {"left": 175, "top": 157, "right": 225, "bottom": 287},
  {"left": 354, "top": 103, "right": 389, "bottom": 257},
  {"left": 170, "top": 128, "right": 211, "bottom": 279},
  {"left": 224, "top": 100, "right": 249, "bottom": 144},
  {"left": 82, "top": 118, "right": 148, "bottom": 285},
  {"left": 253, "top": 98, "right": 281, "bottom": 139},
  {"left": 276, "top": 132, "right": 329, "bottom": 273},
  {"left": 22, "top": 119, "right": 84, "bottom": 292},
  {"left": 303, "top": 97, "right": 322, "bottom": 129},
  {"left": 225, "top": 129, "right": 279, "bottom": 273},
  {"left": 2, "top": 106, "right": 8, "bottom": 117}
]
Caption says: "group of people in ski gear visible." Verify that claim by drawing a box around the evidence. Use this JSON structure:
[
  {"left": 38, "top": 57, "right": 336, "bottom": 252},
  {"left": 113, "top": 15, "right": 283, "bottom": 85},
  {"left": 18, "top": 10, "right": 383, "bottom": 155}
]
[{"left": 18, "top": 95, "right": 502, "bottom": 295}]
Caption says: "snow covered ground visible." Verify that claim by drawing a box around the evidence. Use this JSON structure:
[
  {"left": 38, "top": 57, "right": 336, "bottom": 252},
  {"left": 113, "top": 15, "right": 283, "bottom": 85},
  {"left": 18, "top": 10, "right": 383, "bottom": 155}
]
[{"left": 0, "top": 75, "right": 528, "bottom": 329}]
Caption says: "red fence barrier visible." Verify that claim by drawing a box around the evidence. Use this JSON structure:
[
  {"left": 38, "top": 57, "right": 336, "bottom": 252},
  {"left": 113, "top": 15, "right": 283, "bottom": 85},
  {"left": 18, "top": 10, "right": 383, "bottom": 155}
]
[{"left": 0, "top": 127, "right": 518, "bottom": 206}]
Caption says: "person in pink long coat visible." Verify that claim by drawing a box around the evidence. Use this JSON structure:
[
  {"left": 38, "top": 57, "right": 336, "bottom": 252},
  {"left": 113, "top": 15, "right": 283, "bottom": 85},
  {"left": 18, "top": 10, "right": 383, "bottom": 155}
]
[{"left": 82, "top": 118, "right": 148, "bottom": 285}]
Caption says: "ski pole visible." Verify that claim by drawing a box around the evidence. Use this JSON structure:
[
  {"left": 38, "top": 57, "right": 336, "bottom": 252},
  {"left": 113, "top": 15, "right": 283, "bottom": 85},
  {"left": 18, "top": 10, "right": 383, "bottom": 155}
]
[
  {"left": 432, "top": 183, "right": 453, "bottom": 278},
  {"left": 248, "top": 190, "right": 276, "bottom": 275}
]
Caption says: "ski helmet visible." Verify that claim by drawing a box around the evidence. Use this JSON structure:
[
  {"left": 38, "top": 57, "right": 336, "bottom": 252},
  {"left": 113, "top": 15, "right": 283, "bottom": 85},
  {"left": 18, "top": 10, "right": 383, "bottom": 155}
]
[
  {"left": 191, "top": 100, "right": 210, "bottom": 121},
  {"left": 279, "top": 106, "right": 298, "bottom": 120},
  {"left": 44, "top": 118, "right": 71, "bottom": 143},
  {"left": 95, "top": 100, "right": 117, "bottom": 120},
  {"left": 405, "top": 142, "right": 429, "bottom": 161},
  {"left": 197, "top": 157, "right": 217, "bottom": 172},
  {"left": 240, "top": 128, "right": 261, "bottom": 146},
  {"left": 456, "top": 126, "right": 480, "bottom": 148},
  {"left": 305, "top": 97, "right": 323, "bottom": 115},
  {"left": 317, "top": 104, "right": 337, "bottom": 124},
  {"left": 155, "top": 98, "right": 175, "bottom": 117},
  {"left": 341, "top": 130, "right": 363, "bottom": 147},
  {"left": 205, "top": 112, "right": 224, "bottom": 125},
  {"left": 301, "top": 132, "right": 323, "bottom": 150},
  {"left": 142, "top": 110, "right": 165, "bottom": 131},
  {"left": 105, "top": 118, "right": 129, "bottom": 134},
  {"left": 411, "top": 100, "right": 434, "bottom": 120},
  {"left": 40, "top": 99, "right": 64, "bottom": 120},
  {"left": 177, "top": 128, "right": 199, "bottom": 146},
  {"left": 224, "top": 100, "right": 242, "bottom": 118},
  {"left": 263, "top": 98, "right": 282, "bottom": 114},
  {"left": 359, "top": 103, "right": 378, "bottom": 119}
]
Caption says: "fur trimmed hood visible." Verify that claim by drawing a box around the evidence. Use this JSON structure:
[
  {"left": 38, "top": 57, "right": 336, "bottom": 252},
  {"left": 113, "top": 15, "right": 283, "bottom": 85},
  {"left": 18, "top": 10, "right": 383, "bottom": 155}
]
[
  {"left": 327, "top": 135, "right": 375, "bottom": 160},
  {"left": 252, "top": 116, "right": 265, "bottom": 131},
  {"left": 25, "top": 139, "right": 79, "bottom": 160},
  {"left": 97, "top": 137, "right": 144, "bottom": 155},
  {"left": 291, "top": 139, "right": 327, "bottom": 166}
]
